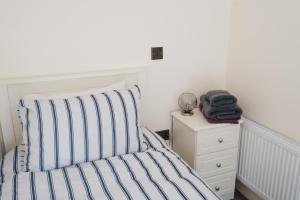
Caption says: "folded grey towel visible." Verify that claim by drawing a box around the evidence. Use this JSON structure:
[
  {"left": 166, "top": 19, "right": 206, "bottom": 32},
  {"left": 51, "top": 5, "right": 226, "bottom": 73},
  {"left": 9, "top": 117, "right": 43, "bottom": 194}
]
[
  {"left": 205, "top": 90, "right": 237, "bottom": 107},
  {"left": 200, "top": 95, "right": 242, "bottom": 119}
]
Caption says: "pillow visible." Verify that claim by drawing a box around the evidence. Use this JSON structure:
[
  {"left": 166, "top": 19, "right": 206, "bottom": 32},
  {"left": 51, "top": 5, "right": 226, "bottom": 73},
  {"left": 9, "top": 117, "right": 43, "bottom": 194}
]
[
  {"left": 22, "top": 81, "right": 126, "bottom": 100},
  {"left": 18, "top": 85, "right": 143, "bottom": 171}
]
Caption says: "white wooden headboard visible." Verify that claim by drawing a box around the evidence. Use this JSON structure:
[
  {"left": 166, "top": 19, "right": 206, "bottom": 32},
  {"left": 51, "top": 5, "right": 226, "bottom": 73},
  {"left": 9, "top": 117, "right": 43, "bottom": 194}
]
[{"left": 0, "top": 66, "right": 145, "bottom": 155}]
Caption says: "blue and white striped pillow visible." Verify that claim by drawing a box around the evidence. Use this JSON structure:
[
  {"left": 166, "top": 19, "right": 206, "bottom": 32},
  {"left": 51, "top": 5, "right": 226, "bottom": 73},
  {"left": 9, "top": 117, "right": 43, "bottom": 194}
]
[{"left": 19, "top": 85, "right": 143, "bottom": 171}]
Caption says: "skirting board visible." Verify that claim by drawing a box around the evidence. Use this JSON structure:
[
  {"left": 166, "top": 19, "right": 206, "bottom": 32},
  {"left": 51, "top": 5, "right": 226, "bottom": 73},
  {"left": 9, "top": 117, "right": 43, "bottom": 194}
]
[{"left": 236, "top": 179, "right": 263, "bottom": 200}]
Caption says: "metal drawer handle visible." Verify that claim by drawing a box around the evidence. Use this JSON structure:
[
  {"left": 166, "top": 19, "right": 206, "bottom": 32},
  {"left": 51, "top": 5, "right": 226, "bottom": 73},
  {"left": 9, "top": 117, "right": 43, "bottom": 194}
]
[
  {"left": 218, "top": 138, "right": 223, "bottom": 143},
  {"left": 216, "top": 163, "right": 222, "bottom": 168},
  {"left": 215, "top": 186, "right": 220, "bottom": 191}
]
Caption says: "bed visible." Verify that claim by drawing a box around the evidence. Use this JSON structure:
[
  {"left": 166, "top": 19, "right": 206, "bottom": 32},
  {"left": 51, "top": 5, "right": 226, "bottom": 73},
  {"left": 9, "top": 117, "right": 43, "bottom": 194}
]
[
  {"left": 1, "top": 128, "right": 220, "bottom": 200},
  {"left": 0, "top": 67, "right": 220, "bottom": 200}
]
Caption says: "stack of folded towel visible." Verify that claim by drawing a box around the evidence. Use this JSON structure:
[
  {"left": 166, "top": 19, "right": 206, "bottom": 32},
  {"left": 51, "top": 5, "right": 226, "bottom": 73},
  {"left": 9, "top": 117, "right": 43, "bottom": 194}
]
[{"left": 200, "top": 90, "right": 242, "bottom": 124}]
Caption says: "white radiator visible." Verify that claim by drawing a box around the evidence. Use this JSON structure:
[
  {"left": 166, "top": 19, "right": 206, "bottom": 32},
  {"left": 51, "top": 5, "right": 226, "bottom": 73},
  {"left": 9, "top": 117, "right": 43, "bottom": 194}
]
[{"left": 238, "top": 118, "right": 300, "bottom": 200}]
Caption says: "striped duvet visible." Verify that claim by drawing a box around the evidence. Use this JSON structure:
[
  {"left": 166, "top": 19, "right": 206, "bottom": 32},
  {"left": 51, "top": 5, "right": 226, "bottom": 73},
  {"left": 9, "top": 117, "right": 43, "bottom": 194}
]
[{"left": 0, "top": 128, "right": 220, "bottom": 200}]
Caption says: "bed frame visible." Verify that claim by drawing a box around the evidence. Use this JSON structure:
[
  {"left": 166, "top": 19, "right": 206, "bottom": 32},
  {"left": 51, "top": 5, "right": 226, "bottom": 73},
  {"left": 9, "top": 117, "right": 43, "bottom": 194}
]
[{"left": 0, "top": 66, "right": 145, "bottom": 155}]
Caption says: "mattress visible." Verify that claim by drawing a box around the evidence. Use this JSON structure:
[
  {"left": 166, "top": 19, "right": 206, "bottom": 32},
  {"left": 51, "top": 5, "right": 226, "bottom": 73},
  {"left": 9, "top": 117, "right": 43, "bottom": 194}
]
[{"left": 0, "top": 128, "right": 220, "bottom": 200}]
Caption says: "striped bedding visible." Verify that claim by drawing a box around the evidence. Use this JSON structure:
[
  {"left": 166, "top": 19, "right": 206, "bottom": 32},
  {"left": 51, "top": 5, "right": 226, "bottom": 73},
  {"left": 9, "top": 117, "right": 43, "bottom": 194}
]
[
  {"left": 0, "top": 128, "right": 220, "bottom": 200},
  {"left": 18, "top": 85, "right": 143, "bottom": 171}
]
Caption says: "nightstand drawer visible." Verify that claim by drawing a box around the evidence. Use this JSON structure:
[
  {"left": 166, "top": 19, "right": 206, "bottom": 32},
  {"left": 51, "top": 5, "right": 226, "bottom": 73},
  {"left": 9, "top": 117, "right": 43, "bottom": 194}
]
[
  {"left": 205, "top": 172, "right": 236, "bottom": 197},
  {"left": 195, "top": 148, "right": 238, "bottom": 178},
  {"left": 196, "top": 125, "right": 239, "bottom": 155}
]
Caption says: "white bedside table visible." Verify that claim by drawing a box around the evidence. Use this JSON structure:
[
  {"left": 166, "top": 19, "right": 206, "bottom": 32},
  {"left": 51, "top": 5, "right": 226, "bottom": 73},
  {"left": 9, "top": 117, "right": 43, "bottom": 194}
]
[{"left": 171, "top": 109, "right": 241, "bottom": 200}]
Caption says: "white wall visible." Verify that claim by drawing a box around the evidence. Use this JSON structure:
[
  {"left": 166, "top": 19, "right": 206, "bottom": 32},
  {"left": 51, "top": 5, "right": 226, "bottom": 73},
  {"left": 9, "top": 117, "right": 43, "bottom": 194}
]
[
  {"left": 0, "top": 0, "right": 231, "bottom": 131},
  {"left": 227, "top": 0, "right": 300, "bottom": 142}
]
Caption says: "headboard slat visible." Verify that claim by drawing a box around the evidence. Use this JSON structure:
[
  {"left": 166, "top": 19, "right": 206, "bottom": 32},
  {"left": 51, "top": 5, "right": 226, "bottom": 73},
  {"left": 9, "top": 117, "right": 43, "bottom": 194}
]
[{"left": 0, "top": 85, "right": 16, "bottom": 151}]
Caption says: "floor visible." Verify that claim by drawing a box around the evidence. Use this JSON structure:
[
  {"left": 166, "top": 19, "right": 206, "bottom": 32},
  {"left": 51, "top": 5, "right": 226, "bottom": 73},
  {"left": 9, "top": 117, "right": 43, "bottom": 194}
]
[{"left": 234, "top": 190, "right": 248, "bottom": 200}]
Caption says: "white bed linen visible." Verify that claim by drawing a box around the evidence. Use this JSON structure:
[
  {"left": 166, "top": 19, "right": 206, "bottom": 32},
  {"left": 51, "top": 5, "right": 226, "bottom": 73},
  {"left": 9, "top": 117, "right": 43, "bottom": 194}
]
[
  {"left": 18, "top": 85, "right": 143, "bottom": 171},
  {"left": 0, "top": 128, "right": 220, "bottom": 200}
]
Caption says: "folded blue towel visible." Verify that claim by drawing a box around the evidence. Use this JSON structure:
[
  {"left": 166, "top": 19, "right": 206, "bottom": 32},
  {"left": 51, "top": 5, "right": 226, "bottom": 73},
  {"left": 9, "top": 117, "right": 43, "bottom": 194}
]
[
  {"left": 200, "top": 95, "right": 242, "bottom": 119},
  {"left": 205, "top": 90, "right": 237, "bottom": 107}
]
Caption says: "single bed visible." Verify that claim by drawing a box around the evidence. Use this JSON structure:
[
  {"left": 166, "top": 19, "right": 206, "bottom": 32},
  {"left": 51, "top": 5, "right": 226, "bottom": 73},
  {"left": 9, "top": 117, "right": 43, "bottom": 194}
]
[{"left": 0, "top": 67, "right": 220, "bottom": 200}]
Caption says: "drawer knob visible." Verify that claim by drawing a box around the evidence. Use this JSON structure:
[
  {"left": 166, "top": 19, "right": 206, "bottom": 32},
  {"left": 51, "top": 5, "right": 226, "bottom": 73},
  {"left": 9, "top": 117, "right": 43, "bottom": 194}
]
[
  {"left": 215, "top": 186, "right": 220, "bottom": 191},
  {"left": 218, "top": 138, "right": 224, "bottom": 143},
  {"left": 216, "top": 163, "right": 222, "bottom": 168}
]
